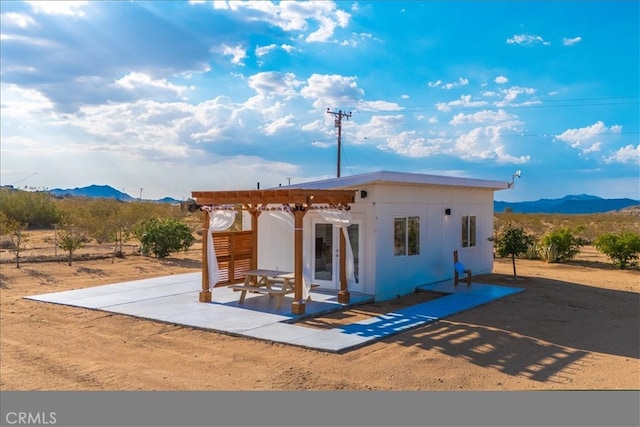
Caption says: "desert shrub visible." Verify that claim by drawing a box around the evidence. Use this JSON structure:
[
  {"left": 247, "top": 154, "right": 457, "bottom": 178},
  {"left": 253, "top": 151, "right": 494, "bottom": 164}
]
[
  {"left": 594, "top": 232, "right": 640, "bottom": 269},
  {"left": 135, "top": 217, "right": 195, "bottom": 258},
  {"left": 538, "top": 227, "right": 582, "bottom": 263},
  {"left": 521, "top": 242, "right": 541, "bottom": 260},
  {"left": 0, "top": 189, "right": 61, "bottom": 227}
]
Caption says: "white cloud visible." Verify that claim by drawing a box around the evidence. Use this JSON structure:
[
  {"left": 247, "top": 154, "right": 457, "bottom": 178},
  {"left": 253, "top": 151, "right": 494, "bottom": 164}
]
[
  {"left": 26, "top": 1, "right": 88, "bottom": 16},
  {"left": 427, "top": 80, "right": 442, "bottom": 88},
  {"left": 248, "top": 72, "right": 302, "bottom": 99},
  {"left": 221, "top": 44, "right": 247, "bottom": 65},
  {"left": 563, "top": 36, "right": 582, "bottom": 46},
  {"left": 604, "top": 145, "right": 640, "bottom": 164},
  {"left": 436, "top": 95, "right": 488, "bottom": 112},
  {"left": 494, "top": 76, "right": 508, "bottom": 84},
  {"left": 0, "top": 84, "right": 55, "bottom": 119},
  {"left": 212, "top": 1, "right": 350, "bottom": 43},
  {"left": 506, "top": 34, "right": 551, "bottom": 46},
  {"left": 300, "top": 74, "right": 363, "bottom": 109},
  {"left": 379, "top": 131, "right": 443, "bottom": 157},
  {"left": 255, "top": 43, "right": 297, "bottom": 58},
  {"left": 495, "top": 86, "right": 537, "bottom": 106},
  {"left": 255, "top": 44, "right": 277, "bottom": 57},
  {"left": 357, "top": 100, "right": 403, "bottom": 112},
  {"left": 555, "top": 121, "right": 622, "bottom": 155},
  {"left": 261, "top": 114, "right": 297, "bottom": 135},
  {"left": 443, "top": 77, "right": 469, "bottom": 90},
  {"left": 453, "top": 126, "right": 530, "bottom": 163},
  {"left": 114, "top": 72, "right": 194, "bottom": 98},
  {"left": 449, "top": 109, "right": 518, "bottom": 126},
  {"left": 1, "top": 12, "right": 36, "bottom": 28}
]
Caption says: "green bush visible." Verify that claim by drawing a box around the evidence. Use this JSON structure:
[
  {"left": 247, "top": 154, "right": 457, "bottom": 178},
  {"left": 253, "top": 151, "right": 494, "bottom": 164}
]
[
  {"left": 492, "top": 224, "right": 535, "bottom": 278},
  {"left": 0, "top": 189, "right": 61, "bottom": 227},
  {"left": 594, "top": 232, "right": 640, "bottom": 269},
  {"left": 539, "top": 227, "right": 582, "bottom": 263},
  {"left": 135, "top": 218, "right": 195, "bottom": 258}
]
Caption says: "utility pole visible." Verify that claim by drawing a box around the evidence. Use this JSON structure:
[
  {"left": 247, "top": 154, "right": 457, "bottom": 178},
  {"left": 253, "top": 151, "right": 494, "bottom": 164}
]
[{"left": 326, "top": 109, "right": 352, "bottom": 177}]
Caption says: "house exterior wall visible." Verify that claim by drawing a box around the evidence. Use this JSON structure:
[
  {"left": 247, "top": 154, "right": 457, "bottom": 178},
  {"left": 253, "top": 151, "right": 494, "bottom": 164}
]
[
  {"left": 350, "top": 183, "right": 496, "bottom": 301},
  {"left": 254, "top": 180, "right": 496, "bottom": 302}
]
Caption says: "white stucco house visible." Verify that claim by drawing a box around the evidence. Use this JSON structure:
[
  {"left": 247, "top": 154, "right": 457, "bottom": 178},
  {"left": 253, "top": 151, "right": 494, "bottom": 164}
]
[{"left": 251, "top": 170, "right": 509, "bottom": 302}]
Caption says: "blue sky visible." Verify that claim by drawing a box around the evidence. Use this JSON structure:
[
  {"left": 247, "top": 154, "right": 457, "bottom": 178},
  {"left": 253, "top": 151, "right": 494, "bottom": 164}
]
[{"left": 1, "top": 1, "right": 638, "bottom": 202}]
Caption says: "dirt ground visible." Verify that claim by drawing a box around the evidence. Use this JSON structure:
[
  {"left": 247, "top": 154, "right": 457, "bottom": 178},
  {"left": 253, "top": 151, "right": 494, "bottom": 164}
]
[{"left": 0, "top": 245, "right": 638, "bottom": 391}]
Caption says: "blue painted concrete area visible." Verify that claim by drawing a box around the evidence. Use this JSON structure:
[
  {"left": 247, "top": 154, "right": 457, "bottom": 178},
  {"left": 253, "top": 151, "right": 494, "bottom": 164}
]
[{"left": 25, "top": 273, "right": 523, "bottom": 353}]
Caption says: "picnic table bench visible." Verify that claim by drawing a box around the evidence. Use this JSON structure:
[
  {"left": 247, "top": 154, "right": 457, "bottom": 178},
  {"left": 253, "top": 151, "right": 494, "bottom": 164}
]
[{"left": 229, "top": 269, "right": 318, "bottom": 308}]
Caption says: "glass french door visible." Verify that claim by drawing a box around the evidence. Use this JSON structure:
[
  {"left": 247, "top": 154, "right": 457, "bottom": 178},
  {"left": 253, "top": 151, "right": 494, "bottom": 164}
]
[{"left": 312, "top": 219, "right": 363, "bottom": 292}]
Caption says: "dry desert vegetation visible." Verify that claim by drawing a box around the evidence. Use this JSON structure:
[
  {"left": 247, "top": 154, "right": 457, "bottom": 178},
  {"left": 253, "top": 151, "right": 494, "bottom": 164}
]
[{"left": 0, "top": 229, "right": 638, "bottom": 391}]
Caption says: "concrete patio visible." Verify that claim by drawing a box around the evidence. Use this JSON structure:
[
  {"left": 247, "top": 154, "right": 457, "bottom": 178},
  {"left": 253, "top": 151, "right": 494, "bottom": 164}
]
[{"left": 25, "top": 272, "right": 523, "bottom": 353}]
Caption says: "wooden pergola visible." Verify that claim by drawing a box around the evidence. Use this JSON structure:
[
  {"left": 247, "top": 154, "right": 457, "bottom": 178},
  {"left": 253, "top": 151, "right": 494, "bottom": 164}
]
[{"left": 191, "top": 188, "right": 356, "bottom": 315}]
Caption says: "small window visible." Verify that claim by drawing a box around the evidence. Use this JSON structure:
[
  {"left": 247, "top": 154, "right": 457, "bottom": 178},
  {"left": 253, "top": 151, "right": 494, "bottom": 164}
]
[
  {"left": 394, "top": 216, "right": 420, "bottom": 256},
  {"left": 462, "top": 215, "right": 477, "bottom": 248}
]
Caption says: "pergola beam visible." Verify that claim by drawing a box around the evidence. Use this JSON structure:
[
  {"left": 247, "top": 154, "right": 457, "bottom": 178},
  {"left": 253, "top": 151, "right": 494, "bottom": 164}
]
[{"left": 191, "top": 189, "right": 355, "bottom": 207}]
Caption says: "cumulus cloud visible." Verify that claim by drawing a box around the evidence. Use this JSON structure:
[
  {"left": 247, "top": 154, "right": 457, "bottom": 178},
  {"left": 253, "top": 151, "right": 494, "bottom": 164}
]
[
  {"left": 604, "top": 145, "right": 640, "bottom": 164},
  {"left": 555, "top": 121, "right": 622, "bottom": 155},
  {"left": 212, "top": 0, "right": 350, "bottom": 43},
  {"left": 261, "top": 114, "right": 297, "bottom": 135},
  {"left": 255, "top": 43, "right": 297, "bottom": 57},
  {"left": 357, "top": 100, "right": 403, "bottom": 112},
  {"left": 453, "top": 126, "right": 530, "bottom": 163},
  {"left": 26, "top": 1, "right": 89, "bottom": 16},
  {"left": 428, "top": 80, "right": 442, "bottom": 88},
  {"left": 506, "top": 34, "right": 551, "bottom": 46},
  {"left": 449, "top": 109, "right": 518, "bottom": 126},
  {"left": 443, "top": 77, "right": 469, "bottom": 90},
  {"left": 300, "top": 74, "right": 364, "bottom": 108},
  {"left": 1, "top": 12, "right": 36, "bottom": 28},
  {"left": 496, "top": 86, "right": 537, "bottom": 106},
  {"left": 436, "top": 95, "right": 488, "bottom": 112},
  {"left": 248, "top": 72, "right": 302, "bottom": 99},
  {"left": 494, "top": 76, "right": 508, "bottom": 84},
  {"left": 563, "top": 36, "right": 582, "bottom": 46},
  {"left": 221, "top": 44, "right": 247, "bottom": 65},
  {"left": 379, "top": 131, "right": 443, "bottom": 157},
  {"left": 114, "top": 72, "right": 194, "bottom": 98}
]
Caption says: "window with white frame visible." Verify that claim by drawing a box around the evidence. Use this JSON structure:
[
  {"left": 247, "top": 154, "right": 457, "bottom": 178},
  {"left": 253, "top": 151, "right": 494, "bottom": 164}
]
[
  {"left": 394, "top": 216, "right": 420, "bottom": 256},
  {"left": 461, "top": 215, "right": 477, "bottom": 248}
]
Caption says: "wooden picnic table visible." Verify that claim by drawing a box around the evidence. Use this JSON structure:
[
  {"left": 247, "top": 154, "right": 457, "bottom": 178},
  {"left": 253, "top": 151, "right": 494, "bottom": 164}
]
[{"left": 229, "top": 269, "right": 296, "bottom": 309}]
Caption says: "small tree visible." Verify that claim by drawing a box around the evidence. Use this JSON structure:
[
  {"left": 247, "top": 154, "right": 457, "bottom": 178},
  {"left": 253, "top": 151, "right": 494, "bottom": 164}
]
[
  {"left": 0, "top": 214, "right": 29, "bottom": 268},
  {"left": 58, "top": 225, "right": 88, "bottom": 266},
  {"left": 539, "top": 227, "right": 582, "bottom": 263},
  {"left": 135, "top": 217, "right": 194, "bottom": 258},
  {"left": 492, "top": 224, "right": 534, "bottom": 279},
  {"left": 594, "top": 232, "right": 640, "bottom": 269}
]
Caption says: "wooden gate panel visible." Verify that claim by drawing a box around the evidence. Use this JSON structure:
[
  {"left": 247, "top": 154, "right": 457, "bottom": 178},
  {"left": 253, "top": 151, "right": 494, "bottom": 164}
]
[{"left": 212, "top": 230, "right": 253, "bottom": 286}]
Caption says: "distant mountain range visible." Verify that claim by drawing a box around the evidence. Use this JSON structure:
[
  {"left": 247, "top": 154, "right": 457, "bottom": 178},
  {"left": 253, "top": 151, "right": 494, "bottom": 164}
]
[
  {"left": 48, "top": 185, "right": 181, "bottom": 204},
  {"left": 495, "top": 194, "right": 640, "bottom": 214},
  {"left": 47, "top": 185, "right": 639, "bottom": 214}
]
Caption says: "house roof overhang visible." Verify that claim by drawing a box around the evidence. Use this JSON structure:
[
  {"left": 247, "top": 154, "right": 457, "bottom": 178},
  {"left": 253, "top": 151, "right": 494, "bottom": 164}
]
[
  {"left": 284, "top": 170, "right": 510, "bottom": 191},
  {"left": 191, "top": 188, "right": 356, "bottom": 207}
]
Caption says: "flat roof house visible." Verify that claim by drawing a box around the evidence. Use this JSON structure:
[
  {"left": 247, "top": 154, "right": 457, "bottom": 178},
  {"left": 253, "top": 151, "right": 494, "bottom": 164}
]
[{"left": 192, "top": 170, "right": 509, "bottom": 314}]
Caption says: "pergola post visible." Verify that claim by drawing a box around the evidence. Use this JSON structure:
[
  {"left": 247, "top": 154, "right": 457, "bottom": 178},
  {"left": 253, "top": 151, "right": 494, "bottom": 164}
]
[
  {"left": 249, "top": 208, "right": 261, "bottom": 270},
  {"left": 199, "top": 209, "right": 212, "bottom": 302},
  {"left": 338, "top": 229, "right": 350, "bottom": 303},
  {"left": 291, "top": 205, "right": 306, "bottom": 315}
]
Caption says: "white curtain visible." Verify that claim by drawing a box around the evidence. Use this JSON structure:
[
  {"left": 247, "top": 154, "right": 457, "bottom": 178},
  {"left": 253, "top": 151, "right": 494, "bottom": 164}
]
[
  {"left": 317, "top": 209, "right": 356, "bottom": 286},
  {"left": 267, "top": 210, "right": 313, "bottom": 300},
  {"left": 206, "top": 209, "right": 237, "bottom": 289}
]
